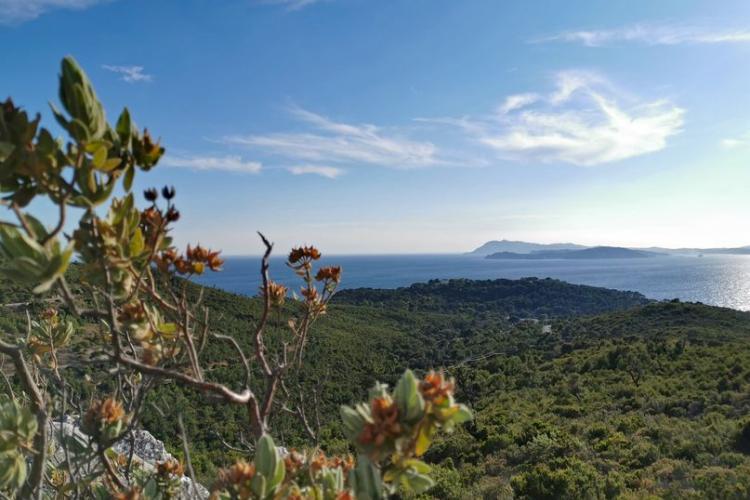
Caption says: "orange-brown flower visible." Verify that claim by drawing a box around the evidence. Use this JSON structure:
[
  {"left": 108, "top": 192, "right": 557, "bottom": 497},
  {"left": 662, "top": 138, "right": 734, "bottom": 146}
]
[
  {"left": 177, "top": 244, "right": 224, "bottom": 273},
  {"left": 118, "top": 302, "right": 146, "bottom": 324},
  {"left": 206, "top": 250, "right": 224, "bottom": 271},
  {"left": 310, "top": 451, "right": 328, "bottom": 474},
  {"left": 336, "top": 491, "right": 354, "bottom": 500},
  {"left": 157, "top": 458, "right": 184, "bottom": 477},
  {"left": 301, "top": 286, "right": 319, "bottom": 303},
  {"left": 315, "top": 266, "right": 342, "bottom": 283},
  {"left": 141, "top": 206, "right": 163, "bottom": 227},
  {"left": 213, "top": 461, "right": 255, "bottom": 498},
  {"left": 142, "top": 129, "right": 164, "bottom": 158},
  {"left": 153, "top": 247, "right": 178, "bottom": 272},
  {"left": 288, "top": 245, "right": 321, "bottom": 264},
  {"left": 41, "top": 308, "right": 58, "bottom": 321},
  {"left": 49, "top": 469, "right": 67, "bottom": 488},
  {"left": 89, "top": 398, "right": 125, "bottom": 425},
  {"left": 420, "top": 370, "right": 455, "bottom": 405},
  {"left": 82, "top": 398, "right": 127, "bottom": 438},
  {"left": 327, "top": 454, "right": 355, "bottom": 474},
  {"left": 141, "top": 343, "right": 162, "bottom": 366},
  {"left": 174, "top": 257, "right": 192, "bottom": 274},
  {"left": 358, "top": 397, "right": 402, "bottom": 447},
  {"left": 266, "top": 281, "right": 288, "bottom": 307},
  {"left": 284, "top": 450, "right": 305, "bottom": 475}
]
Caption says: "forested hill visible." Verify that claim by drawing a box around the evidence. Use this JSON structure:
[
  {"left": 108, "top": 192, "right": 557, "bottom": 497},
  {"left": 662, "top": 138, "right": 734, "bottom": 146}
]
[
  {"left": 155, "top": 277, "right": 750, "bottom": 499},
  {"left": 333, "top": 277, "right": 651, "bottom": 317},
  {"left": 5, "top": 271, "right": 750, "bottom": 498}
]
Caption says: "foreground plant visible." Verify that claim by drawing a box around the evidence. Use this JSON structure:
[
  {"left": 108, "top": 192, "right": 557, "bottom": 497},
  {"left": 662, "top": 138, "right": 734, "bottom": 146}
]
[{"left": 0, "top": 57, "right": 471, "bottom": 498}]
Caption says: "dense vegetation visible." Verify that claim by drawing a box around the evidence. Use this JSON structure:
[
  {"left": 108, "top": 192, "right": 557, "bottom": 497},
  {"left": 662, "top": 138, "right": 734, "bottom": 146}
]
[
  {"left": 334, "top": 277, "right": 650, "bottom": 317},
  {"left": 114, "top": 276, "right": 750, "bottom": 498}
]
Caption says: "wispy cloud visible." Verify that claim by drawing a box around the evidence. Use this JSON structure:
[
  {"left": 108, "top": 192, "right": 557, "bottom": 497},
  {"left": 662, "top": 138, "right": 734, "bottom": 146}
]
[
  {"left": 102, "top": 65, "right": 153, "bottom": 83},
  {"left": 0, "top": 0, "right": 108, "bottom": 24},
  {"left": 498, "top": 93, "right": 539, "bottom": 114},
  {"left": 257, "top": 0, "right": 325, "bottom": 11},
  {"left": 288, "top": 165, "right": 344, "bottom": 178},
  {"left": 161, "top": 154, "right": 262, "bottom": 174},
  {"left": 428, "top": 71, "right": 684, "bottom": 166},
  {"left": 537, "top": 23, "right": 750, "bottom": 47},
  {"left": 720, "top": 132, "right": 750, "bottom": 150},
  {"left": 222, "top": 106, "right": 440, "bottom": 169}
]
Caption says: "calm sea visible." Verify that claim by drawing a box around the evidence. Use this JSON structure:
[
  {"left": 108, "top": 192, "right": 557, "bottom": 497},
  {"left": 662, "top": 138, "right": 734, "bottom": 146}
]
[{"left": 192, "top": 254, "right": 750, "bottom": 311}]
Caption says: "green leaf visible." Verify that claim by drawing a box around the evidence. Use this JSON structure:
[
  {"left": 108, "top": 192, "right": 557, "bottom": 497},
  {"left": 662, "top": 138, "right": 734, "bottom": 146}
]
[
  {"left": 116, "top": 107, "right": 133, "bottom": 146},
  {"left": 129, "top": 227, "right": 145, "bottom": 256},
  {"left": 251, "top": 473, "right": 267, "bottom": 499},
  {"left": 403, "top": 472, "right": 434, "bottom": 494},
  {"left": 254, "top": 434, "right": 284, "bottom": 494},
  {"left": 123, "top": 165, "right": 135, "bottom": 192},
  {"left": 0, "top": 451, "right": 26, "bottom": 490},
  {"left": 450, "top": 404, "right": 473, "bottom": 425},
  {"left": 350, "top": 455, "right": 383, "bottom": 500},
  {"left": 394, "top": 369, "right": 424, "bottom": 423},
  {"left": 340, "top": 405, "right": 365, "bottom": 441},
  {"left": 92, "top": 145, "right": 107, "bottom": 168},
  {"left": 402, "top": 459, "right": 431, "bottom": 474},
  {"left": 0, "top": 142, "right": 14, "bottom": 162},
  {"left": 101, "top": 157, "right": 121, "bottom": 171},
  {"left": 415, "top": 423, "right": 436, "bottom": 457},
  {"left": 158, "top": 323, "right": 177, "bottom": 339}
]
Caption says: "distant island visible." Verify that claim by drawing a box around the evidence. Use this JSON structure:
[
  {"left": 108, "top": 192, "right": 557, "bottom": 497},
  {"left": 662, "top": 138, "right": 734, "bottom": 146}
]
[
  {"left": 469, "top": 239, "right": 750, "bottom": 257},
  {"left": 468, "top": 239, "right": 586, "bottom": 256},
  {"left": 486, "top": 246, "right": 664, "bottom": 260}
]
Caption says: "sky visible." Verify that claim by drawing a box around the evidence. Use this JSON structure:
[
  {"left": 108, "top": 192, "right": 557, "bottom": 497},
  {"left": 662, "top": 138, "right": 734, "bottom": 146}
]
[{"left": 3, "top": 0, "right": 750, "bottom": 254}]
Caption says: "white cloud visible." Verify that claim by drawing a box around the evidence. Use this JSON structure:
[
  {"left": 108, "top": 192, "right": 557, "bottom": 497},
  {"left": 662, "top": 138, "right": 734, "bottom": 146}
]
[
  {"left": 161, "top": 154, "right": 262, "bottom": 174},
  {"left": 435, "top": 71, "right": 684, "bottom": 166},
  {"left": 720, "top": 132, "right": 750, "bottom": 149},
  {"left": 102, "top": 65, "right": 153, "bottom": 83},
  {"left": 222, "top": 106, "right": 440, "bottom": 169},
  {"left": 288, "top": 165, "right": 344, "bottom": 178},
  {"left": 498, "top": 93, "right": 539, "bottom": 114},
  {"left": 0, "top": 0, "right": 108, "bottom": 24},
  {"left": 538, "top": 23, "right": 750, "bottom": 47}
]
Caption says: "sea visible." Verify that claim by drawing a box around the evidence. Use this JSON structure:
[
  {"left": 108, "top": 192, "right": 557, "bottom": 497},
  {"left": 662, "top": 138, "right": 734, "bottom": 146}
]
[{"left": 192, "top": 254, "right": 750, "bottom": 312}]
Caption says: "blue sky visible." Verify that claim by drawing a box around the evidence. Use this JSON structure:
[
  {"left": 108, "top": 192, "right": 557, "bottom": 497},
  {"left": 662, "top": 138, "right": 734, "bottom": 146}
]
[{"left": 4, "top": 0, "right": 750, "bottom": 254}]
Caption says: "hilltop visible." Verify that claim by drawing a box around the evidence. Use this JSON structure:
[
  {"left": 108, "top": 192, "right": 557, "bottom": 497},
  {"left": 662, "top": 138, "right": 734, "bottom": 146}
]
[{"left": 467, "top": 239, "right": 586, "bottom": 256}]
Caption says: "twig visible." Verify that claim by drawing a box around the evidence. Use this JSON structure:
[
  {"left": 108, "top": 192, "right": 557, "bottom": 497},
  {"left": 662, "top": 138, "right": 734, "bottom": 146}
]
[{"left": 178, "top": 414, "right": 198, "bottom": 500}]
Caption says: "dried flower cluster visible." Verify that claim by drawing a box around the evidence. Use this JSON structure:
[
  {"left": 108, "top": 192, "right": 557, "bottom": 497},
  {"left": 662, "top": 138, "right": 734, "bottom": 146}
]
[
  {"left": 211, "top": 461, "right": 256, "bottom": 499},
  {"left": 153, "top": 244, "right": 223, "bottom": 275},
  {"left": 358, "top": 397, "right": 403, "bottom": 448},
  {"left": 82, "top": 398, "right": 128, "bottom": 442}
]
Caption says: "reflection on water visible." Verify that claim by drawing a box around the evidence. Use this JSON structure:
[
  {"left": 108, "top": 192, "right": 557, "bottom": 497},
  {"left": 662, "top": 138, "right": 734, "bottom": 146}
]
[{"left": 193, "top": 254, "right": 750, "bottom": 311}]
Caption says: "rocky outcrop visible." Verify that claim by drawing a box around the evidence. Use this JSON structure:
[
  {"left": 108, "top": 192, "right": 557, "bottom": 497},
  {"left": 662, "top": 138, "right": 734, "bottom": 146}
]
[{"left": 48, "top": 416, "right": 209, "bottom": 499}]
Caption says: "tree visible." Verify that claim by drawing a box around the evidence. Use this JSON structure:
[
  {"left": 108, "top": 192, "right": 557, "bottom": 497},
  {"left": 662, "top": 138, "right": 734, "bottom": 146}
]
[{"left": 0, "top": 57, "right": 470, "bottom": 499}]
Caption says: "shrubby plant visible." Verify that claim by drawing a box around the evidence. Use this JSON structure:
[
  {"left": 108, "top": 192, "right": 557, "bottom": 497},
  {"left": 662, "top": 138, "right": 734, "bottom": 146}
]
[{"left": 0, "top": 57, "right": 470, "bottom": 498}]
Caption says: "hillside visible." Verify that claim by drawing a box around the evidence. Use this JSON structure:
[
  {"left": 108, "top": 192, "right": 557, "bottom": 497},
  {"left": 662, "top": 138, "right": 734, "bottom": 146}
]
[
  {"left": 467, "top": 239, "right": 587, "bottom": 256},
  {"left": 487, "top": 246, "right": 664, "bottom": 260},
  {"left": 5, "top": 272, "right": 750, "bottom": 499},
  {"left": 130, "top": 277, "right": 750, "bottom": 499},
  {"left": 333, "top": 277, "right": 650, "bottom": 317}
]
